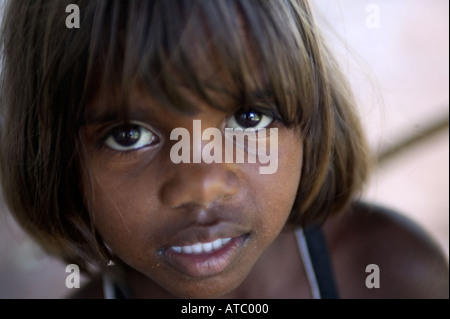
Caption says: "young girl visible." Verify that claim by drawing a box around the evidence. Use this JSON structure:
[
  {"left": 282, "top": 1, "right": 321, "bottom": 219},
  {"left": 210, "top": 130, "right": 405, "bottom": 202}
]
[{"left": 0, "top": 0, "right": 448, "bottom": 299}]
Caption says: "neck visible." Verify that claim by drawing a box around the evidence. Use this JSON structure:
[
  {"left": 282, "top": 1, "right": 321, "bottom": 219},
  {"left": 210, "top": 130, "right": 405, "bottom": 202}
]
[{"left": 220, "top": 228, "right": 309, "bottom": 299}]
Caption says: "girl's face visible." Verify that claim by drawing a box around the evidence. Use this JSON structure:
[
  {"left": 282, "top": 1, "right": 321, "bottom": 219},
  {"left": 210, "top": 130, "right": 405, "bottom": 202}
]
[{"left": 83, "top": 83, "right": 303, "bottom": 298}]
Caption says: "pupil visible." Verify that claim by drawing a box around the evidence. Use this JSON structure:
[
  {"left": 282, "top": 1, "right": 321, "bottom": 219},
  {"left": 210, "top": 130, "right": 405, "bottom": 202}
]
[
  {"left": 113, "top": 125, "right": 140, "bottom": 147},
  {"left": 236, "top": 110, "right": 261, "bottom": 128}
]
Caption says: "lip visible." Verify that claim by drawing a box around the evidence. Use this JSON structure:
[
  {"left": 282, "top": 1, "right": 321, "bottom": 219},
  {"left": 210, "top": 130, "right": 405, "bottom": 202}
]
[{"left": 160, "top": 234, "right": 249, "bottom": 278}]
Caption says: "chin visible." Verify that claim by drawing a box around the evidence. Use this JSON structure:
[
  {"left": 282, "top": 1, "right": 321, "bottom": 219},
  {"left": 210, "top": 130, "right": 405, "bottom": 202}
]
[{"left": 161, "top": 270, "right": 249, "bottom": 299}]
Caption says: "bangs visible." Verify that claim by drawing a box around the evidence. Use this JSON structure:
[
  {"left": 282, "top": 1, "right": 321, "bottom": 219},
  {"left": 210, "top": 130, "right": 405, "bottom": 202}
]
[{"left": 82, "top": 0, "right": 320, "bottom": 128}]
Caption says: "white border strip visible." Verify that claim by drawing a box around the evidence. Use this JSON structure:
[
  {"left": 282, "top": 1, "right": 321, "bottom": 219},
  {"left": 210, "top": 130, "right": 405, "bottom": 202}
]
[{"left": 295, "top": 228, "right": 321, "bottom": 299}]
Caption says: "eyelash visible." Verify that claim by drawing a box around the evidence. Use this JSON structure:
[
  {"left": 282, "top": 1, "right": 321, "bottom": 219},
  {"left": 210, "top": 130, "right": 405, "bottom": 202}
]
[
  {"left": 248, "top": 102, "right": 282, "bottom": 122},
  {"left": 93, "top": 105, "right": 281, "bottom": 154},
  {"left": 95, "top": 124, "right": 150, "bottom": 157}
]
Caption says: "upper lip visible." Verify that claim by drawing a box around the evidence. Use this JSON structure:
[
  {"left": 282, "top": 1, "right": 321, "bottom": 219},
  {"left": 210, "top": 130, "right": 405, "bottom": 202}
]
[{"left": 155, "top": 202, "right": 251, "bottom": 252}]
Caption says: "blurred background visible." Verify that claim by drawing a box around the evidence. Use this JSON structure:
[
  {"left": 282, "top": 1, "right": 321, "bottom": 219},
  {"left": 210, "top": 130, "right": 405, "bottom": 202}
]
[{"left": 0, "top": 0, "right": 448, "bottom": 298}]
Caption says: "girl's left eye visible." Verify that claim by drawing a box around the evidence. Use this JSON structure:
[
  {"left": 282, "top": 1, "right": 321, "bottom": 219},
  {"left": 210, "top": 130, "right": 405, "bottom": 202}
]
[
  {"left": 226, "top": 109, "right": 274, "bottom": 130},
  {"left": 103, "top": 123, "right": 158, "bottom": 151}
]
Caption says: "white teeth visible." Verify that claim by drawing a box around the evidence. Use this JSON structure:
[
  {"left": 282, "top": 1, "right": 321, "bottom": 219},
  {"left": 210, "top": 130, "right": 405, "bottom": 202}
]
[
  {"left": 192, "top": 243, "right": 202, "bottom": 254},
  {"left": 171, "top": 246, "right": 182, "bottom": 253},
  {"left": 171, "top": 238, "right": 232, "bottom": 254},
  {"left": 212, "top": 239, "right": 222, "bottom": 250},
  {"left": 202, "top": 242, "right": 213, "bottom": 253}
]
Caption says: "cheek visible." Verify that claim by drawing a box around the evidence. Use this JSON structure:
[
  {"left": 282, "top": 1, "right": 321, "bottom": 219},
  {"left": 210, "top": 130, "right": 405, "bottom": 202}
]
[
  {"left": 256, "top": 129, "right": 302, "bottom": 196},
  {"left": 242, "top": 130, "right": 303, "bottom": 239},
  {"left": 261, "top": 137, "right": 302, "bottom": 205},
  {"left": 85, "top": 163, "right": 162, "bottom": 261}
]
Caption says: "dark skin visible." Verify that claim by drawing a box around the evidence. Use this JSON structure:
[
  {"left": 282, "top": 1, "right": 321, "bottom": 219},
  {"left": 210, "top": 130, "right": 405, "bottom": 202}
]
[
  {"left": 71, "top": 202, "right": 449, "bottom": 299},
  {"left": 82, "top": 87, "right": 303, "bottom": 298},
  {"left": 326, "top": 202, "right": 450, "bottom": 298},
  {"left": 74, "top": 86, "right": 449, "bottom": 299}
]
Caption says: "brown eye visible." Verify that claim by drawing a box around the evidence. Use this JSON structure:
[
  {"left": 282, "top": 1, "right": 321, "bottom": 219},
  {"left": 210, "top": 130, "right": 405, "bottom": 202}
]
[
  {"left": 235, "top": 110, "right": 261, "bottom": 127},
  {"left": 226, "top": 109, "right": 274, "bottom": 129},
  {"left": 104, "top": 123, "right": 157, "bottom": 151}
]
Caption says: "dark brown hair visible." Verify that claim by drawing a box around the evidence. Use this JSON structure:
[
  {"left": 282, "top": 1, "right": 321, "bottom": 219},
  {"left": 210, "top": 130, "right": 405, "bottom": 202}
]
[{"left": 0, "top": 0, "right": 370, "bottom": 272}]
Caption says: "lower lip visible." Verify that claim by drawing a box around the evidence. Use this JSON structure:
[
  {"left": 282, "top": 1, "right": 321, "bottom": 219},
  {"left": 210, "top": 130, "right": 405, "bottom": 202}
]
[{"left": 161, "top": 235, "right": 248, "bottom": 278}]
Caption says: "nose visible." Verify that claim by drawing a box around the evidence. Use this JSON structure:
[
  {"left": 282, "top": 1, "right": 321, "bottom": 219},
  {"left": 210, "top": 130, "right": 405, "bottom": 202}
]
[{"left": 160, "top": 162, "right": 239, "bottom": 209}]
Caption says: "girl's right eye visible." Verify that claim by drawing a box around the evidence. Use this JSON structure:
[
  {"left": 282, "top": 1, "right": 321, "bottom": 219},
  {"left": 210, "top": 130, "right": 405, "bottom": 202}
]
[{"left": 103, "top": 123, "right": 158, "bottom": 151}]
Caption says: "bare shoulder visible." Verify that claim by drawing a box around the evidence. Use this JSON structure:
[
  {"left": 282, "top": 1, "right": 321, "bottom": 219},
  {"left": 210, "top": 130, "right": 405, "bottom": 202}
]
[
  {"left": 65, "top": 273, "right": 104, "bottom": 299},
  {"left": 323, "top": 201, "right": 449, "bottom": 299}
]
